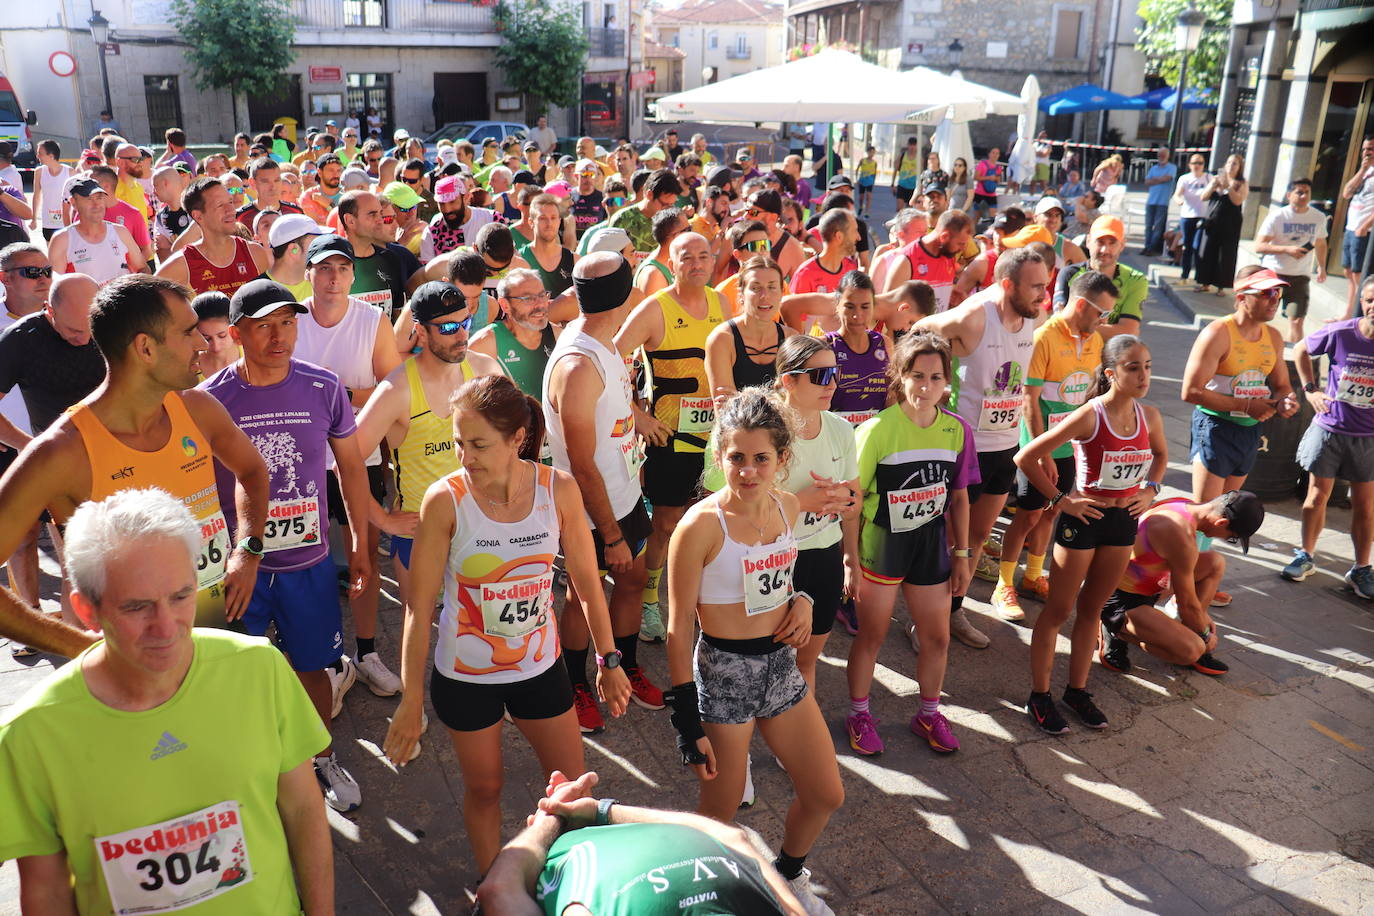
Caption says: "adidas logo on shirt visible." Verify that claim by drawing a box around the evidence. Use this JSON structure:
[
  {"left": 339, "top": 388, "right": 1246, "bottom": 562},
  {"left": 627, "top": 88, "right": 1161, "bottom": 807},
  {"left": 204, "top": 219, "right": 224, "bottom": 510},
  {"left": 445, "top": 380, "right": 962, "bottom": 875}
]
[{"left": 149, "top": 731, "right": 188, "bottom": 760}]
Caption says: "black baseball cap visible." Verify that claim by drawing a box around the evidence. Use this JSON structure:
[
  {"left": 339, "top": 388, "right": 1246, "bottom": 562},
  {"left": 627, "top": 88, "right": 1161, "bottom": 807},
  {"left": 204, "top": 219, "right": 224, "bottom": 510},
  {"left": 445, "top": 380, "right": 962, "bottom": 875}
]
[
  {"left": 511, "top": 169, "right": 538, "bottom": 187},
  {"left": 827, "top": 174, "right": 853, "bottom": 190},
  {"left": 522, "top": 140, "right": 539, "bottom": 152},
  {"left": 229, "top": 279, "right": 308, "bottom": 323},
  {"left": 706, "top": 165, "right": 737, "bottom": 187},
  {"left": 68, "top": 178, "right": 106, "bottom": 198},
  {"left": 924, "top": 184, "right": 948, "bottom": 197},
  {"left": 409, "top": 281, "right": 468, "bottom": 323},
  {"left": 306, "top": 233, "right": 355, "bottom": 265},
  {"left": 746, "top": 188, "right": 783, "bottom": 216},
  {"left": 1219, "top": 490, "right": 1265, "bottom": 554}
]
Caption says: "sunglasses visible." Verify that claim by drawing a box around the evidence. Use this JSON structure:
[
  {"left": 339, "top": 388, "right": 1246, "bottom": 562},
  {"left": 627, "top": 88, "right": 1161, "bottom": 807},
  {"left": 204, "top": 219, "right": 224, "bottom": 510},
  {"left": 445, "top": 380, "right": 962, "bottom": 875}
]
[
  {"left": 5, "top": 265, "right": 53, "bottom": 279},
  {"left": 745, "top": 207, "right": 763, "bottom": 218},
  {"left": 423, "top": 316, "right": 473, "bottom": 335},
  {"left": 786, "top": 366, "right": 839, "bottom": 386},
  {"left": 226, "top": 187, "right": 246, "bottom": 195},
  {"left": 607, "top": 196, "right": 626, "bottom": 206},
  {"left": 485, "top": 262, "right": 510, "bottom": 277},
  {"left": 1242, "top": 287, "right": 1282, "bottom": 300},
  {"left": 394, "top": 204, "right": 416, "bottom": 212},
  {"left": 400, "top": 176, "right": 420, "bottom": 184},
  {"left": 735, "top": 238, "right": 769, "bottom": 253}
]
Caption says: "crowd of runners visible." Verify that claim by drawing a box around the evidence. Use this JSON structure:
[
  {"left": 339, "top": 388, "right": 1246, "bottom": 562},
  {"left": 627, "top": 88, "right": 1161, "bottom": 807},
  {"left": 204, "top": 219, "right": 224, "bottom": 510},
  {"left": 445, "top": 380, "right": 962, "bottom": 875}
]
[{"left": 0, "top": 119, "right": 1370, "bottom": 915}]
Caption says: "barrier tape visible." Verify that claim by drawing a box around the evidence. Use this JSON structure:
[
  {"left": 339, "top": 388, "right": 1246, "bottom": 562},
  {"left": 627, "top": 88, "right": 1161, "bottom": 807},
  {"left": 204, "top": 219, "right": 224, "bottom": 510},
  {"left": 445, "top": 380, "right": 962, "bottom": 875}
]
[{"left": 1055, "top": 141, "right": 1210, "bottom": 155}]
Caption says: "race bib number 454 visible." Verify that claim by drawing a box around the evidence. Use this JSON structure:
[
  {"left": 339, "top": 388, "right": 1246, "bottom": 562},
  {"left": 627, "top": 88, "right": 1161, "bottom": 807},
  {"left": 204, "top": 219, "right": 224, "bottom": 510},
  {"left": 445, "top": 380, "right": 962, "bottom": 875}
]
[
  {"left": 97, "top": 800, "right": 252, "bottom": 915},
  {"left": 480, "top": 572, "right": 553, "bottom": 639}
]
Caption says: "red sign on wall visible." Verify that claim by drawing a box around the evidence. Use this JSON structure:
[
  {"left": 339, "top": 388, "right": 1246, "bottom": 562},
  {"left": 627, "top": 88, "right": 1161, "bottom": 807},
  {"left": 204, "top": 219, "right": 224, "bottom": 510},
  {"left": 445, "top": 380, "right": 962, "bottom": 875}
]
[
  {"left": 630, "top": 70, "right": 655, "bottom": 89},
  {"left": 309, "top": 66, "right": 343, "bottom": 83}
]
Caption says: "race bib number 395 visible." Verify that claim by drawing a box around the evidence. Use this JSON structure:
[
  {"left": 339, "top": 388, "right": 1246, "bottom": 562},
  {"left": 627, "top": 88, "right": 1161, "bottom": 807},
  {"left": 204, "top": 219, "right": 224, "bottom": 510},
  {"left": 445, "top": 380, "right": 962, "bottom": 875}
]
[
  {"left": 978, "top": 396, "right": 1022, "bottom": 432},
  {"left": 96, "top": 800, "right": 252, "bottom": 915}
]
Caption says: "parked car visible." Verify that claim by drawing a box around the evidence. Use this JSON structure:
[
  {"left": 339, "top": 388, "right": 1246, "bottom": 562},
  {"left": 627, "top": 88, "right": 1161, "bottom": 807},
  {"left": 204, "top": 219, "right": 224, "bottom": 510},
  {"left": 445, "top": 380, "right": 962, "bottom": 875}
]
[
  {"left": 423, "top": 120, "right": 529, "bottom": 161},
  {"left": 582, "top": 101, "right": 612, "bottom": 124}
]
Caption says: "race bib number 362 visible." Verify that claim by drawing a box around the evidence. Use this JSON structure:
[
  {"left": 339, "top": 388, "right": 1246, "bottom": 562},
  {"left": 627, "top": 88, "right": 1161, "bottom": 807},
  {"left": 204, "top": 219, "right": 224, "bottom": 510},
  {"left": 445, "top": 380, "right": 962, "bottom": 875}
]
[
  {"left": 741, "top": 543, "right": 797, "bottom": 615},
  {"left": 96, "top": 800, "right": 252, "bottom": 915}
]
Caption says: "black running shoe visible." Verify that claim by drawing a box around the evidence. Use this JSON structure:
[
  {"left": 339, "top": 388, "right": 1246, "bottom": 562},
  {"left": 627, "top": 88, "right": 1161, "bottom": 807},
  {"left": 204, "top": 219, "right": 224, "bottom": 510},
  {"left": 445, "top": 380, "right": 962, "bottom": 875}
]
[
  {"left": 1027, "top": 691, "right": 1070, "bottom": 735},
  {"left": 1099, "top": 625, "right": 1132, "bottom": 673},
  {"left": 1192, "top": 652, "right": 1229, "bottom": 676},
  {"left": 1063, "top": 687, "right": 1109, "bottom": 728}
]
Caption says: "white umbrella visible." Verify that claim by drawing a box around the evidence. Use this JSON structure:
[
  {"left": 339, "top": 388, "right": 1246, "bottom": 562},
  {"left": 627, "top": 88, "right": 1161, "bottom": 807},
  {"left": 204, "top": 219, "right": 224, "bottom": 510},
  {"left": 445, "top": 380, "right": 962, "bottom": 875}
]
[
  {"left": 896, "top": 67, "right": 1025, "bottom": 124},
  {"left": 1009, "top": 74, "right": 1041, "bottom": 186},
  {"left": 933, "top": 116, "right": 973, "bottom": 176},
  {"left": 653, "top": 50, "right": 946, "bottom": 124}
]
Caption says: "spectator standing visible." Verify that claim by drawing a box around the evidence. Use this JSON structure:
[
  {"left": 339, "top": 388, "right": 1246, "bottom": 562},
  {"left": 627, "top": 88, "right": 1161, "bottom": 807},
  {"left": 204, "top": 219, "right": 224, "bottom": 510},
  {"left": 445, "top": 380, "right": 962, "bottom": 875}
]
[
  {"left": 1172, "top": 153, "right": 1211, "bottom": 282},
  {"left": 972, "top": 148, "right": 1003, "bottom": 220},
  {"left": 948, "top": 157, "right": 972, "bottom": 212},
  {"left": 1340, "top": 137, "right": 1374, "bottom": 318},
  {"left": 1194, "top": 154, "right": 1249, "bottom": 294},
  {"left": 530, "top": 115, "right": 558, "bottom": 155},
  {"left": 1033, "top": 131, "right": 1054, "bottom": 194},
  {"left": 918, "top": 152, "right": 948, "bottom": 199},
  {"left": 1091, "top": 155, "right": 1123, "bottom": 195},
  {"left": 1140, "top": 148, "right": 1177, "bottom": 257},
  {"left": 892, "top": 136, "right": 921, "bottom": 208},
  {"left": 1256, "top": 178, "right": 1329, "bottom": 342}
]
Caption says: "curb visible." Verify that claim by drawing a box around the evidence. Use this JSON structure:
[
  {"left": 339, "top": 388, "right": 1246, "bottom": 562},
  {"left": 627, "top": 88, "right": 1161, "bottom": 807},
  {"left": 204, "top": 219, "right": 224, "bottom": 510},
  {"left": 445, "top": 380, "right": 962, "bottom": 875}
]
[{"left": 1146, "top": 265, "right": 1198, "bottom": 324}]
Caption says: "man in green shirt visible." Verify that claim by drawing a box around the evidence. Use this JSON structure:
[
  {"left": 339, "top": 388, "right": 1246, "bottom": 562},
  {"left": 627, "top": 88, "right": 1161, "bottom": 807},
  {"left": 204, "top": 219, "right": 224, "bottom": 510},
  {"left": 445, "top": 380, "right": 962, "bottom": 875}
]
[
  {"left": 609, "top": 169, "right": 683, "bottom": 253},
  {"left": 1052, "top": 216, "right": 1146, "bottom": 340},
  {"left": 469, "top": 268, "right": 559, "bottom": 400}
]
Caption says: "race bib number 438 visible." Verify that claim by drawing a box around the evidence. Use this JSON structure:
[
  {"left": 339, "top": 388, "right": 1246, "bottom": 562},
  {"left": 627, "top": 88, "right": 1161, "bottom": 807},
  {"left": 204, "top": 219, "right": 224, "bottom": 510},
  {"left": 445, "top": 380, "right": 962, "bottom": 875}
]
[
  {"left": 97, "top": 800, "right": 252, "bottom": 915},
  {"left": 1335, "top": 366, "right": 1374, "bottom": 408}
]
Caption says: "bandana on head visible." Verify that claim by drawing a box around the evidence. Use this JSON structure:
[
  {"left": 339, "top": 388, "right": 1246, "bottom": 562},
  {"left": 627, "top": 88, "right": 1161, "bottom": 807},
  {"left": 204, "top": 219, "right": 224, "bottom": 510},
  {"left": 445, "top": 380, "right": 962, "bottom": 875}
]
[{"left": 573, "top": 256, "right": 633, "bottom": 314}]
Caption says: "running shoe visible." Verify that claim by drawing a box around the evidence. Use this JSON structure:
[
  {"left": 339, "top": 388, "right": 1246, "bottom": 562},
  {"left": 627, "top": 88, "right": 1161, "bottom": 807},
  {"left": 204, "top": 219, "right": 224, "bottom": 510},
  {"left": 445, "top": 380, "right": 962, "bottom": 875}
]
[
  {"left": 572, "top": 683, "right": 605, "bottom": 734},
  {"left": 739, "top": 755, "right": 755, "bottom": 809},
  {"left": 1026, "top": 692, "right": 1070, "bottom": 735},
  {"left": 910, "top": 711, "right": 960, "bottom": 752},
  {"left": 1281, "top": 550, "right": 1316, "bottom": 582},
  {"left": 1018, "top": 575, "right": 1049, "bottom": 602},
  {"left": 974, "top": 553, "right": 1000, "bottom": 582},
  {"left": 786, "top": 868, "right": 835, "bottom": 916},
  {"left": 1346, "top": 565, "right": 1374, "bottom": 600},
  {"left": 329, "top": 656, "right": 358, "bottom": 719},
  {"left": 835, "top": 597, "right": 859, "bottom": 635},
  {"left": 846, "top": 711, "right": 884, "bottom": 755},
  {"left": 983, "top": 534, "right": 1004, "bottom": 559},
  {"left": 639, "top": 601, "right": 666, "bottom": 643},
  {"left": 904, "top": 620, "right": 921, "bottom": 655},
  {"left": 1062, "top": 688, "right": 1108, "bottom": 728},
  {"left": 385, "top": 712, "right": 429, "bottom": 762},
  {"left": 1209, "top": 590, "right": 1233, "bottom": 607},
  {"left": 314, "top": 755, "right": 362, "bottom": 812},
  {"left": 355, "top": 652, "right": 402, "bottom": 696},
  {"left": 9, "top": 642, "right": 37, "bottom": 658},
  {"left": 1098, "top": 627, "right": 1132, "bottom": 674},
  {"left": 626, "top": 666, "right": 665, "bottom": 709},
  {"left": 991, "top": 583, "right": 1025, "bottom": 621},
  {"left": 1192, "top": 653, "right": 1229, "bottom": 676},
  {"left": 950, "top": 609, "right": 990, "bottom": 649}
]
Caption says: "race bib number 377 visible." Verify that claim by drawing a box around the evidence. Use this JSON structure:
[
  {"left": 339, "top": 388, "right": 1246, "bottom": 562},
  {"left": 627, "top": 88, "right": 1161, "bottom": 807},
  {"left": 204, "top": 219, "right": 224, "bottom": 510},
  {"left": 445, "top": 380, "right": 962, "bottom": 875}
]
[{"left": 97, "top": 800, "right": 252, "bottom": 915}]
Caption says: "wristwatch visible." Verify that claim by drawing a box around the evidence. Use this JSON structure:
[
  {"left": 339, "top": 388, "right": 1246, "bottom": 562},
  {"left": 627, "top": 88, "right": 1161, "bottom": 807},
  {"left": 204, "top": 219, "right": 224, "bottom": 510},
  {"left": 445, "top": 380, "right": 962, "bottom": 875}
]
[
  {"left": 595, "top": 797, "right": 618, "bottom": 827},
  {"left": 1145, "top": 480, "right": 1162, "bottom": 493},
  {"left": 951, "top": 547, "right": 972, "bottom": 559},
  {"left": 237, "top": 536, "right": 264, "bottom": 558},
  {"left": 596, "top": 649, "right": 623, "bottom": 670},
  {"left": 1304, "top": 381, "right": 1320, "bottom": 393}
]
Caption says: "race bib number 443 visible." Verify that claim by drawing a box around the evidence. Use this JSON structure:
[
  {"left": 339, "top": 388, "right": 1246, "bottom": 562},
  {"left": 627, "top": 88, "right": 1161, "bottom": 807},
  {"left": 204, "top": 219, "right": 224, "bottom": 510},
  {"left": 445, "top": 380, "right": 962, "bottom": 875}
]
[
  {"left": 888, "top": 483, "right": 947, "bottom": 533},
  {"left": 97, "top": 800, "right": 252, "bottom": 915}
]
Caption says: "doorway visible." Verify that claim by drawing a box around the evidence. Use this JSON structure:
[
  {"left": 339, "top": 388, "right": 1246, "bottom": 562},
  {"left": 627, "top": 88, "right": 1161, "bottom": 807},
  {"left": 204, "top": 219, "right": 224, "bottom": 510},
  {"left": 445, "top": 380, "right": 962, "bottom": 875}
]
[
  {"left": 1311, "top": 77, "right": 1373, "bottom": 276},
  {"left": 432, "top": 73, "right": 489, "bottom": 131},
  {"left": 247, "top": 74, "right": 304, "bottom": 135}
]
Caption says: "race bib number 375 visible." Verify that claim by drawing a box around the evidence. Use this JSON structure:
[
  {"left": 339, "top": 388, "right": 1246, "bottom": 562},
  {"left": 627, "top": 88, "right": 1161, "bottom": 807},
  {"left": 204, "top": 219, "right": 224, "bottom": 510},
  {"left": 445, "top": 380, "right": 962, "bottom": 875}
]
[{"left": 97, "top": 800, "right": 252, "bottom": 915}]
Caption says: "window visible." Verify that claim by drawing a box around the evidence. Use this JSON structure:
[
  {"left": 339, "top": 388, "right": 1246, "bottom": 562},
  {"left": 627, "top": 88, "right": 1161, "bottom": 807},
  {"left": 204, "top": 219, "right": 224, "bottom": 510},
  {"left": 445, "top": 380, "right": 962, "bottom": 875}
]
[
  {"left": 582, "top": 2, "right": 591, "bottom": 27},
  {"left": 346, "top": 72, "right": 392, "bottom": 139},
  {"left": 707, "top": 31, "right": 718, "bottom": 49},
  {"left": 143, "top": 75, "right": 182, "bottom": 142},
  {"left": 735, "top": 34, "right": 747, "bottom": 54},
  {"left": 344, "top": 0, "right": 384, "bottom": 28},
  {"left": 1052, "top": 8, "right": 1083, "bottom": 58}
]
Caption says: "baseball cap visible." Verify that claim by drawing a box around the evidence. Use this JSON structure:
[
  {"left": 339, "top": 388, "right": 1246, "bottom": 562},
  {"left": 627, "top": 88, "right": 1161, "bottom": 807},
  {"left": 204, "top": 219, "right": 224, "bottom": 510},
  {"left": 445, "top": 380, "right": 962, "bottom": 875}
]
[
  {"left": 305, "top": 233, "right": 355, "bottom": 265},
  {"left": 434, "top": 174, "right": 466, "bottom": 203},
  {"left": 229, "top": 279, "right": 308, "bottom": 323},
  {"left": 511, "top": 169, "right": 538, "bottom": 187},
  {"left": 1035, "top": 196, "right": 1066, "bottom": 216},
  {"left": 827, "top": 174, "right": 853, "bottom": 190},
  {"left": 340, "top": 167, "right": 371, "bottom": 190},
  {"left": 80, "top": 149, "right": 102, "bottom": 165},
  {"left": 735, "top": 148, "right": 753, "bottom": 162},
  {"left": 558, "top": 155, "right": 575, "bottom": 168},
  {"left": 523, "top": 140, "right": 539, "bottom": 152},
  {"left": 325, "top": 119, "right": 338, "bottom": 127},
  {"left": 585, "top": 227, "right": 633, "bottom": 254},
  {"left": 642, "top": 147, "right": 667, "bottom": 162},
  {"left": 544, "top": 180, "right": 573, "bottom": 199},
  {"left": 1234, "top": 267, "right": 1290, "bottom": 294},
  {"left": 576, "top": 158, "right": 599, "bottom": 175},
  {"left": 267, "top": 213, "right": 325, "bottom": 248},
  {"left": 1218, "top": 490, "right": 1265, "bottom": 554},
  {"left": 1088, "top": 215, "right": 1126, "bottom": 242},
  {"left": 409, "top": 281, "right": 468, "bottom": 323},
  {"left": 923, "top": 183, "right": 948, "bottom": 197},
  {"left": 68, "top": 178, "right": 106, "bottom": 198},
  {"left": 706, "top": 165, "right": 737, "bottom": 187},
  {"left": 437, "top": 146, "right": 458, "bottom": 166},
  {"left": 394, "top": 129, "right": 410, "bottom": 141},
  {"left": 746, "top": 189, "right": 783, "bottom": 216},
  {"left": 380, "top": 181, "right": 423, "bottom": 210},
  {"left": 595, "top": 145, "right": 609, "bottom": 158}
]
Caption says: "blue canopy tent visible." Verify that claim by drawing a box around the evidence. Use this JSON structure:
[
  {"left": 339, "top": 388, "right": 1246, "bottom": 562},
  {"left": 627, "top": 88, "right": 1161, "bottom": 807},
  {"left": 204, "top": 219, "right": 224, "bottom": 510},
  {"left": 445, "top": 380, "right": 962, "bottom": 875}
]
[
  {"left": 1039, "top": 84, "right": 1148, "bottom": 115},
  {"left": 1160, "top": 87, "right": 1217, "bottom": 111}
]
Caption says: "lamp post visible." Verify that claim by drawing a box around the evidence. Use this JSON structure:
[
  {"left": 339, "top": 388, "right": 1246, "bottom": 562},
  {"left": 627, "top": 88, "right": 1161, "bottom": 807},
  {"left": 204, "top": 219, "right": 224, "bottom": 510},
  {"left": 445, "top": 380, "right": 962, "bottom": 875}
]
[
  {"left": 1166, "top": 6, "right": 1206, "bottom": 157},
  {"left": 87, "top": 10, "right": 114, "bottom": 123},
  {"left": 947, "top": 38, "right": 964, "bottom": 72}
]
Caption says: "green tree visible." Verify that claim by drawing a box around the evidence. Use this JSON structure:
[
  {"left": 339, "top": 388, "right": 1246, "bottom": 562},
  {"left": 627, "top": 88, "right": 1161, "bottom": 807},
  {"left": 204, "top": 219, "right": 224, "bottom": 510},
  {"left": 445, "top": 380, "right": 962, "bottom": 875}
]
[
  {"left": 493, "top": 0, "right": 589, "bottom": 118},
  {"left": 1135, "top": 0, "right": 1230, "bottom": 94},
  {"left": 168, "top": 0, "right": 296, "bottom": 133}
]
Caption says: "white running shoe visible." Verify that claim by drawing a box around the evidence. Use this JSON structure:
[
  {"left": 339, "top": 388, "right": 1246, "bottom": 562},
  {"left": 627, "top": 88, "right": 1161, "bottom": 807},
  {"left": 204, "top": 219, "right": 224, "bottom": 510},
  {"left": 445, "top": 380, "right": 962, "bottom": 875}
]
[
  {"left": 739, "top": 754, "right": 755, "bottom": 808},
  {"left": 329, "top": 656, "right": 358, "bottom": 719},
  {"left": 786, "top": 868, "right": 834, "bottom": 916},
  {"left": 314, "top": 755, "right": 361, "bottom": 812},
  {"left": 355, "top": 652, "right": 402, "bottom": 696},
  {"left": 950, "top": 609, "right": 990, "bottom": 649},
  {"left": 904, "top": 620, "right": 921, "bottom": 655}
]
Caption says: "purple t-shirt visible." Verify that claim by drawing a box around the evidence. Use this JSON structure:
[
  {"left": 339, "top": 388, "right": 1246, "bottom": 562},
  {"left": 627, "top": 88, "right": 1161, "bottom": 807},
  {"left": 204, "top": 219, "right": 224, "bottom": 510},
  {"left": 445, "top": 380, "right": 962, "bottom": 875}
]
[
  {"left": 1305, "top": 318, "right": 1374, "bottom": 437},
  {"left": 826, "top": 330, "right": 889, "bottom": 423},
  {"left": 160, "top": 149, "right": 199, "bottom": 172},
  {"left": 199, "top": 359, "right": 356, "bottom": 571}
]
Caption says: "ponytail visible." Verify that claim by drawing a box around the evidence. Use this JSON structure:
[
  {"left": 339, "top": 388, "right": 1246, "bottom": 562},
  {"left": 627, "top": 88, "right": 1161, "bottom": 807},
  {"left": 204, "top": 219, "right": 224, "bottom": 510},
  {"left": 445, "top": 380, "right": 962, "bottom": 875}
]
[
  {"left": 1088, "top": 333, "right": 1146, "bottom": 398},
  {"left": 450, "top": 375, "right": 544, "bottom": 459}
]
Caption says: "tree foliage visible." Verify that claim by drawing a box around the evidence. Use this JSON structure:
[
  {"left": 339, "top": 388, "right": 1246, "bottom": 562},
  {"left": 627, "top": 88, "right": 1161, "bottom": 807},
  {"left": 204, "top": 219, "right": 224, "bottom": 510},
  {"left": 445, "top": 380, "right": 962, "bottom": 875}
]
[
  {"left": 493, "top": 0, "right": 589, "bottom": 111},
  {"left": 169, "top": 0, "right": 296, "bottom": 97},
  {"left": 1135, "top": 0, "right": 1231, "bottom": 93}
]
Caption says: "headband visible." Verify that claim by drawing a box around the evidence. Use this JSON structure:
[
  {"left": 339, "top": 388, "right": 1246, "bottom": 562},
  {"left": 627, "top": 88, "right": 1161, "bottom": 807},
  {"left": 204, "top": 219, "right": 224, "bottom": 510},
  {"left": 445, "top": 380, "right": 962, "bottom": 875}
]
[{"left": 573, "top": 256, "right": 634, "bottom": 314}]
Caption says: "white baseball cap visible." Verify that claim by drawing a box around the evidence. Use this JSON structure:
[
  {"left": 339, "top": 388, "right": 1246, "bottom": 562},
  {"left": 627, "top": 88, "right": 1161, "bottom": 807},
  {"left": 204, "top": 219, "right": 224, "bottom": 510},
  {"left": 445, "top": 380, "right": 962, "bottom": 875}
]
[
  {"left": 268, "top": 213, "right": 325, "bottom": 249},
  {"left": 1035, "top": 196, "right": 1066, "bottom": 216}
]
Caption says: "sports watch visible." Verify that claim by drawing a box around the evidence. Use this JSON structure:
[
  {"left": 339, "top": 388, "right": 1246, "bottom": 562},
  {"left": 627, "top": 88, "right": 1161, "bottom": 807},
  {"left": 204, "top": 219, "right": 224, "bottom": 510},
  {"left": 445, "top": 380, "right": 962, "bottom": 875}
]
[
  {"left": 237, "top": 536, "right": 265, "bottom": 558},
  {"left": 595, "top": 797, "right": 618, "bottom": 827},
  {"left": 1304, "top": 381, "right": 1320, "bottom": 393},
  {"left": 596, "top": 649, "right": 624, "bottom": 670}
]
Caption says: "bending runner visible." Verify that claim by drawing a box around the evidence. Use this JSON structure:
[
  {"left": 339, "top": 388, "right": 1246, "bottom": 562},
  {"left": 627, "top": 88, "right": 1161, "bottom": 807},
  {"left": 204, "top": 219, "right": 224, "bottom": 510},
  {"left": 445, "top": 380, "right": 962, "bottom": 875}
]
[
  {"left": 615, "top": 231, "right": 726, "bottom": 645},
  {"left": 382, "top": 375, "right": 631, "bottom": 874},
  {"left": 0, "top": 489, "right": 333, "bottom": 915},
  {"left": 0, "top": 274, "right": 270, "bottom": 634},
  {"left": 992, "top": 269, "right": 1112, "bottom": 621},
  {"left": 845, "top": 332, "right": 977, "bottom": 756},
  {"left": 705, "top": 255, "right": 795, "bottom": 400},
  {"left": 1015, "top": 335, "right": 1167, "bottom": 733},
  {"left": 200, "top": 278, "right": 374, "bottom": 812},
  {"left": 666, "top": 388, "right": 844, "bottom": 914}
]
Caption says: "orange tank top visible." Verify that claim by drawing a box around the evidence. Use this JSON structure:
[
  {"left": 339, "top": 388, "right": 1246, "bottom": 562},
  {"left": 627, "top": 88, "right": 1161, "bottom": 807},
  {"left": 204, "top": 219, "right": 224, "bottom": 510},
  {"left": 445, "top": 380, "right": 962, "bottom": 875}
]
[{"left": 69, "top": 393, "right": 230, "bottom": 625}]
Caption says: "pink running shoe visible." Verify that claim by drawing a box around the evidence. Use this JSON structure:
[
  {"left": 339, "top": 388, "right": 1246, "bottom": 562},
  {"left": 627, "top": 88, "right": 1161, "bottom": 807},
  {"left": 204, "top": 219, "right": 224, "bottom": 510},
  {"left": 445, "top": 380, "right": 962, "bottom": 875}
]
[
  {"left": 846, "top": 711, "right": 884, "bottom": 755},
  {"left": 911, "top": 712, "right": 960, "bottom": 753}
]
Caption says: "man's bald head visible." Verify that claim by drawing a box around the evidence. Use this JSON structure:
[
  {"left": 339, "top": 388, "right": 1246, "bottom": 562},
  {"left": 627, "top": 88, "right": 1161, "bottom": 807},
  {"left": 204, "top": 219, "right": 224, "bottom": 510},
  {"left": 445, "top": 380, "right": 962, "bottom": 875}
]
[
  {"left": 48, "top": 274, "right": 98, "bottom": 347},
  {"left": 669, "top": 231, "right": 709, "bottom": 261}
]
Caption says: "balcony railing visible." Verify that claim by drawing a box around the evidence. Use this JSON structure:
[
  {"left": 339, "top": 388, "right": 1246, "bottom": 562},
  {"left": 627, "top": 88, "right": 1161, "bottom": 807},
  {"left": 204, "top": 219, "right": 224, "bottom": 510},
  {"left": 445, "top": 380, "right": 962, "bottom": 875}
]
[
  {"left": 295, "top": 0, "right": 496, "bottom": 33},
  {"left": 725, "top": 44, "right": 752, "bottom": 59},
  {"left": 586, "top": 26, "right": 627, "bottom": 58}
]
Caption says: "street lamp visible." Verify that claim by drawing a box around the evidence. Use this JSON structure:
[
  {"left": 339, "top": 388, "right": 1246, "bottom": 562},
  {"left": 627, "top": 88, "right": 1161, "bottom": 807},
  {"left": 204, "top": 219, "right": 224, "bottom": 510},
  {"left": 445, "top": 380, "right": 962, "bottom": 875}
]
[
  {"left": 702, "top": 65, "right": 716, "bottom": 84},
  {"left": 1166, "top": 5, "right": 1206, "bottom": 157},
  {"left": 87, "top": 9, "right": 114, "bottom": 123},
  {"left": 947, "top": 38, "right": 964, "bottom": 71}
]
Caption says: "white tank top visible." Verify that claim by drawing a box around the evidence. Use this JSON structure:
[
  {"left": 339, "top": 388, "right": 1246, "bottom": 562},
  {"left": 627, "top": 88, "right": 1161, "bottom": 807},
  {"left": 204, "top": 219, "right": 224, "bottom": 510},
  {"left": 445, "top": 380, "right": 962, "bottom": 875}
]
[
  {"left": 541, "top": 327, "right": 644, "bottom": 521},
  {"left": 698, "top": 493, "right": 798, "bottom": 616},
  {"left": 954, "top": 294, "right": 1036, "bottom": 453},
  {"left": 435, "top": 461, "right": 562, "bottom": 684},
  {"left": 63, "top": 223, "right": 130, "bottom": 285},
  {"left": 37, "top": 164, "right": 72, "bottom": 229},
  {"left": 296, "top": 297, "right": 386, "bottom": 465}
]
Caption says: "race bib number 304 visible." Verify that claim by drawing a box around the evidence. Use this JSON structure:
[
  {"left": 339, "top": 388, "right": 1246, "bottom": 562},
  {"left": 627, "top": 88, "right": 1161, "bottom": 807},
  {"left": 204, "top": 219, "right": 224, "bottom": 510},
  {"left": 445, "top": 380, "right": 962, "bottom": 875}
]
[
  {"left": 195, "top": 513, "right": 230, "bottom": 592},
  {"left": 888, "top": 483, "right": 947, "bottom": 533},
  {"left": 263, "top": 497, "right": 321, "bottom": 552},
  {"left": 480, "top": 572, "right": 554, "bottom": 639},
  {"left": 97, "top": 800, "right": 252, "bottom": 915}
]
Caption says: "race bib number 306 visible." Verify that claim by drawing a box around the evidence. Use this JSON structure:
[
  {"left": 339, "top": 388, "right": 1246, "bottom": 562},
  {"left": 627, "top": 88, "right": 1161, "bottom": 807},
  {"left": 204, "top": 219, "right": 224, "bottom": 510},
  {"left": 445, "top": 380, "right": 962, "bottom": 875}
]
[
  {"left": 97, "top": 800, "right": 252, "bottom": 915},
  {"left": 677, "top": 396, "right": 715, "bottom": 435},
  {"left": 480, "top": 572, "right": 554, "bottom": 639}
]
